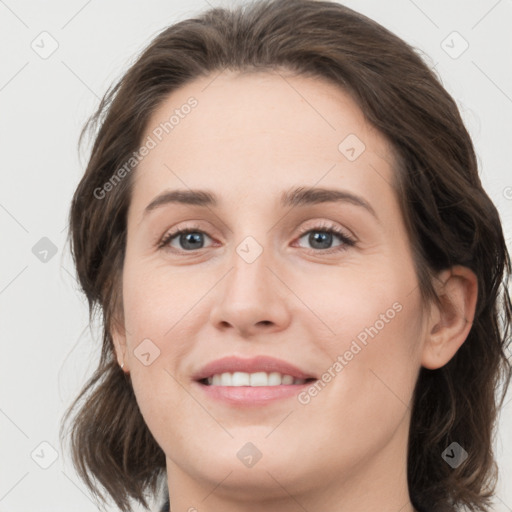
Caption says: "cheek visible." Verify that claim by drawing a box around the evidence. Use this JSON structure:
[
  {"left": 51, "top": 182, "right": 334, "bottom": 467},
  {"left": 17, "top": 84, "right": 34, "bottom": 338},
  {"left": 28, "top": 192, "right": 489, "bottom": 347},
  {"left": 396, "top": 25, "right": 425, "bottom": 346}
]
[
  {"left": 296, "top": 259, "right": 424, "bottom": 413},
  {"left": 319, "top": 292, "right": 422, "bottom": 430},
  {"left": 291, "top": 256, "right": 421, "bottom": 352},
  {"left": 289, "top": 290, "right": 423, "bottom": 472},
  {"left": 120, "top": 268, "right": 196, "bottom": 453},
  {"left": 119, "top": 263, "right": 193, "bottom": 412},
  {"left": 122, "top": 259, "right": 202, "bottom": 344}
]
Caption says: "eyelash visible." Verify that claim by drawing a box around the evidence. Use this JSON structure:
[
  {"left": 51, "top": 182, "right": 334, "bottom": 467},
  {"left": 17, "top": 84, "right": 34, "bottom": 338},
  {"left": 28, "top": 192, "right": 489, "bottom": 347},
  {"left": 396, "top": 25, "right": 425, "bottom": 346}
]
[{"left": 157, "top": 221, "right": 356, "bottom": 255}]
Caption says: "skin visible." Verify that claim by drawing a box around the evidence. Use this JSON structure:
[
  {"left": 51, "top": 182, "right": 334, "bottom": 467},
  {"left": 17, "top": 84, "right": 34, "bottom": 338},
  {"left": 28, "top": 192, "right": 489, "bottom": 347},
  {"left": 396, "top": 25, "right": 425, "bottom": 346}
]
[{"left": 112, "top": 70, "right": 478, "bottom": 512}]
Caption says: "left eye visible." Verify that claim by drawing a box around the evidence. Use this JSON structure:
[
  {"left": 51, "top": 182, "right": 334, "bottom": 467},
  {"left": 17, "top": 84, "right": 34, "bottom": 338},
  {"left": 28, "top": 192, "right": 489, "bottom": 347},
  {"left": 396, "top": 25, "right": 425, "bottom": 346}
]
[{"left": 296, "top": 227, "right": 355, "bottom": 252}]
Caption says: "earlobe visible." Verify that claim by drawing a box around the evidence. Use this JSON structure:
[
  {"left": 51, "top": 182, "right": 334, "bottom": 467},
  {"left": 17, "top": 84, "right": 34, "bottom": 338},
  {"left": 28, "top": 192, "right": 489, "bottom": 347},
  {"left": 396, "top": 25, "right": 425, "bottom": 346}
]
[
  {"left": 421, "top": 265, "right": 478, "bottom": 370},
  {"left": 111, "top": 316, "right": 129, "bottom": 372}
]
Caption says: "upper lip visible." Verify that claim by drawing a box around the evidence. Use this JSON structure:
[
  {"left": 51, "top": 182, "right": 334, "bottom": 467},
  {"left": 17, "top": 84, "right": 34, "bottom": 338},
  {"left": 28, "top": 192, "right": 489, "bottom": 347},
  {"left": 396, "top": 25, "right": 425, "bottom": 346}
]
[{"left": 193, "top": 355, "right": 317, "bottom": 381}]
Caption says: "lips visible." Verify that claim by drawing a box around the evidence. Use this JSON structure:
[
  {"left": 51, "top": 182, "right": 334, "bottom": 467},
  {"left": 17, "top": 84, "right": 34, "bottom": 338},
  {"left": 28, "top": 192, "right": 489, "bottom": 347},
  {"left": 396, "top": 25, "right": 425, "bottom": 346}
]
[{"left": 192, "top": 355, "right": 317, "bottom": 382}]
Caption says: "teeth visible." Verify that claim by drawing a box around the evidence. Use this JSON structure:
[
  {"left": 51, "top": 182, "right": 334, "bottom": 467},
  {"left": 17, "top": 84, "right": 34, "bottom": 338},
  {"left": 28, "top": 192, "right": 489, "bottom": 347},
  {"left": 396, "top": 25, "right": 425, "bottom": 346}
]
[
  {"left": 232, "top": 372, "right": 249, "bottom": 386},
  {"left": 281, "top": 374, "right": 294, "bottom": 385},
  {"left": 205, "top": 371, "right": 307, "bottom": 386},
  {"left": 250, "top": 371, "right": 269, "bottom": 386},
  {"left": 267, "top": 372, "right": 282, "bottom": 386},
  {"left": 220, "top": 372, "right": 232, "bottom": 386}
]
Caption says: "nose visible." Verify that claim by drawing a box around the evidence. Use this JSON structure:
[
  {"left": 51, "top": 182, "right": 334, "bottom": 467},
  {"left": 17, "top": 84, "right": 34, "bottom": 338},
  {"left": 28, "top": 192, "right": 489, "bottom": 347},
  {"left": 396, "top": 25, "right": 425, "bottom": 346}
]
[{"left": 208, "top": 245, "right": 291, "bottom": 338}]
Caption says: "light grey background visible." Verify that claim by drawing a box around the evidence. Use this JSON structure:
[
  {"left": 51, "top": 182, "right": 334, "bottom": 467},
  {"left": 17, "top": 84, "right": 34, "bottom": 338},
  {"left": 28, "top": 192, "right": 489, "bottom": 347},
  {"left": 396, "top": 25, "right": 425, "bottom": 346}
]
[{"left": 1, "top": 0, "right": 511, "bottom": 511}]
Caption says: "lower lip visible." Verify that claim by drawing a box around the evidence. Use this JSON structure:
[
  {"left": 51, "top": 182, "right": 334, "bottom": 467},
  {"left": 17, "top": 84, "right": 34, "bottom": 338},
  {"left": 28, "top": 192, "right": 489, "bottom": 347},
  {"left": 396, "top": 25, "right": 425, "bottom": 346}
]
[{"left": 194, "top": 380, "right": 316, "bottom": 406}]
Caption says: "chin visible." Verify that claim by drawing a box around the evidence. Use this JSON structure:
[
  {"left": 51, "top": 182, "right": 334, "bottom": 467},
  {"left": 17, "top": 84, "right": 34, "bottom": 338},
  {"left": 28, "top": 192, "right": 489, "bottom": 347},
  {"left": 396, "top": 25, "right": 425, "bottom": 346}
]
[
  {"left": 195, "top": 461, "right": 306, "bottom": 502},
  {"left": 180, "top": 433, "right": 316, "bottom": 494}
]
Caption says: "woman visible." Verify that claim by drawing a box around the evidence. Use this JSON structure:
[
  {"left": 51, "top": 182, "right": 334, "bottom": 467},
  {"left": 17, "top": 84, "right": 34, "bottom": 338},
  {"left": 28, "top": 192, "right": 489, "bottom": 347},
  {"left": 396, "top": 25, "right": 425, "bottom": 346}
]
[{"left": 60, "top": 1, "right": 511, "bottom": 511}]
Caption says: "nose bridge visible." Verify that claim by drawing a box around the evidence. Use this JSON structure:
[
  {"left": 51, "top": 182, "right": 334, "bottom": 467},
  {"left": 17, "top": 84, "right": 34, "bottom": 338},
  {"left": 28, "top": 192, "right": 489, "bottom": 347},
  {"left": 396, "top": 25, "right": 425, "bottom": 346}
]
[
  {"left": 227, "top": 233, "right": 273, "bottom": 301},
  {"left": 208, "top": 229, "right": 291, "bottom": 334},
  {"left": 224, "top": 204, "right": 275, "bottom": 284}
]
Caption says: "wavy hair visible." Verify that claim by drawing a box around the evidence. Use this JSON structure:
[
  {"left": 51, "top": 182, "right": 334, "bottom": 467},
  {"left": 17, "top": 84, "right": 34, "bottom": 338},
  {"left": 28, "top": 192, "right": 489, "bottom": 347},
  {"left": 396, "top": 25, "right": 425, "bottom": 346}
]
[{"left": 60, "top": 1, "right": 512, "bottom": 511}]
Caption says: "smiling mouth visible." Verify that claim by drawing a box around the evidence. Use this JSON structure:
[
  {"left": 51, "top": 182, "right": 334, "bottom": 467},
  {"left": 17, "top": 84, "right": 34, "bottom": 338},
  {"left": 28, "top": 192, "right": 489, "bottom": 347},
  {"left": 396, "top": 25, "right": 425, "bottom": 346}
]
[{"left": 198, "top": 371, "right": 317, "bottom": 387}]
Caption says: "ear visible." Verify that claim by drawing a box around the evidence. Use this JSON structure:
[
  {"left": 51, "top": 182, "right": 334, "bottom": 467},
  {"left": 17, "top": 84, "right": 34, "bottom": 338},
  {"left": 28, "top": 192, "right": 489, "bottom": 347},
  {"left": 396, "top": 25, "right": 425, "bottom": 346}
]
[
  {"left": 421, "top": 265, "right": 478, "bottom": 370},
  {"left": 111, "top": 308, "right": 129, "bottom": 373}
]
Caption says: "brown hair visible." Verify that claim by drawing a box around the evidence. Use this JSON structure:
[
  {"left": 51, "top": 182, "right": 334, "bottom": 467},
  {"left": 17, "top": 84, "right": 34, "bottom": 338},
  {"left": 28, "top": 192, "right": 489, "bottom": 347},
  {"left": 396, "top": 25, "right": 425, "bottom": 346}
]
[{"left": 60, "top": 1, "right": 512, "bottom": 511}]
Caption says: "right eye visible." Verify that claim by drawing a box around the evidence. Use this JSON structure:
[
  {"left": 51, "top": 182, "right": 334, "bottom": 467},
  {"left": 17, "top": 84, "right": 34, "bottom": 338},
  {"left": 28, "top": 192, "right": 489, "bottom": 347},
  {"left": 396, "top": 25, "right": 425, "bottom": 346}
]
[{"left": 158, "top": 227, "right": 215, "bottom": 252}]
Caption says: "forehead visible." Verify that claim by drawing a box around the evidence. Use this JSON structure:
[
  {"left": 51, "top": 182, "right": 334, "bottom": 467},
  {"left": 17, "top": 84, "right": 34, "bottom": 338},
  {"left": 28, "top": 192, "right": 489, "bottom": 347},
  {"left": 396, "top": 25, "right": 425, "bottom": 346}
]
[{"left": 129, "top": 70, "right": 396, "bottom": 217}]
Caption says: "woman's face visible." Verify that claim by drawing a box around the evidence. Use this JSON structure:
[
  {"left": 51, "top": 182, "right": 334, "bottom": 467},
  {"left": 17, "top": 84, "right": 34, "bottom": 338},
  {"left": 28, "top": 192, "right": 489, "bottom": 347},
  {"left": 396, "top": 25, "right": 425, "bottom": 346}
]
[{"left": 114, "top": 70, "right": 429, "bottom": 507}]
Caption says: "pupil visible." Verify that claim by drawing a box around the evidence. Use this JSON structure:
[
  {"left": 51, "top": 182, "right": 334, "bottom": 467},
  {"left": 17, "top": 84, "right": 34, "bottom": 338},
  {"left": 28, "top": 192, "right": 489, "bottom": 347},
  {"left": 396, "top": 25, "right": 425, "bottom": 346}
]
[
  {"left": 181, "top": 232, "right": 203, "bottom": 250},
  {"left": 310, "top": 231, "right": 332, "bottom": 249}
]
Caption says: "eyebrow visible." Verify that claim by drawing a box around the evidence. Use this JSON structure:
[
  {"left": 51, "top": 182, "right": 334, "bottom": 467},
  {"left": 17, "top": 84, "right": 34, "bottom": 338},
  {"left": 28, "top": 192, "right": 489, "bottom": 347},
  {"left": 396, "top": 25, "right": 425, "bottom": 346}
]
[{"left": 143, "top": 186, "right": 378, "bottom": 220}]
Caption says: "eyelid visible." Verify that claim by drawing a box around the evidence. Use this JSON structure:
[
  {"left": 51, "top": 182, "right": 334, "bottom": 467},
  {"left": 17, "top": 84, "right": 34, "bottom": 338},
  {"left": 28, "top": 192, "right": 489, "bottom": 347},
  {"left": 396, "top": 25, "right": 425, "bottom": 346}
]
[
  {"left": 157, "top": 219, "right": 356, "bottom": 253},
  {"left": 293, "top": 220, "right": 356, "bottom": 254},
  {"left": 295, "top": 219, "right": 356, "bottom": 241},
  {"left": 156, "top": 221, "right": 214, "bottom": 250}
]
